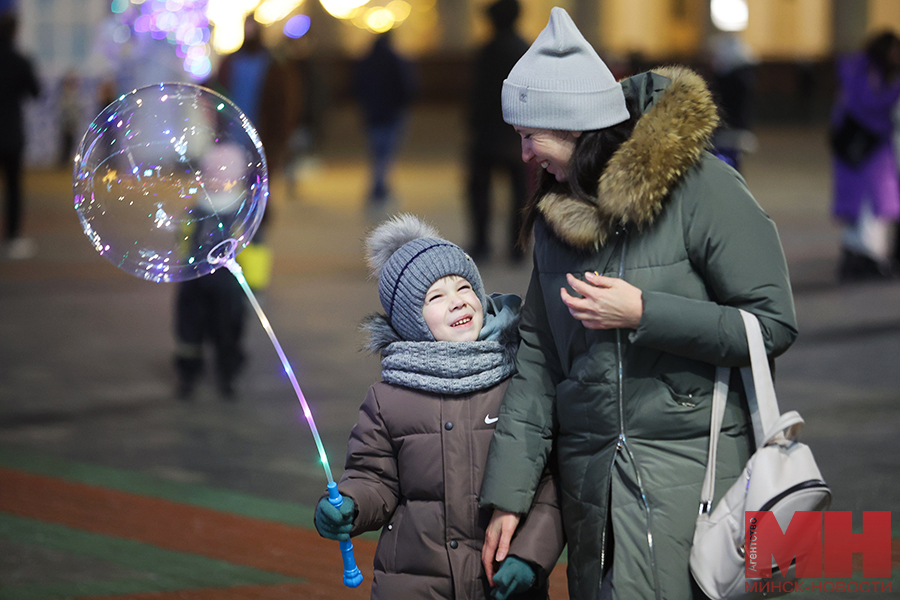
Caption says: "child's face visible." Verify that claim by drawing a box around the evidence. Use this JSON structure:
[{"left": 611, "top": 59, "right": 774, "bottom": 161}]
[{"left": 422, "top": 275, "right": 484, "bottom": 342}]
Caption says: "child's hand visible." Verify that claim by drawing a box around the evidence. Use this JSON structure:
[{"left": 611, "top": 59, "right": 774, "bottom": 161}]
[
  {"left": 314, "top": 495, "right": 355, "bottom": 541},
  {"left": 491, "top": 556, "right": 536, "bottom": 599}
]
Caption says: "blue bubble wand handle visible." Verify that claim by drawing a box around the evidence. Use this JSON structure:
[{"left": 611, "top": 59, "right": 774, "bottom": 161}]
[
  {"left": 220, "top": 254, "right": 363, "bottom": 588},
  {"left": 328, "top": 481, "right": 364, "bottom": 587}
]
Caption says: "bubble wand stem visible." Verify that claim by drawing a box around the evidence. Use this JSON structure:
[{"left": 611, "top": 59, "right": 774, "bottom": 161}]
[{"left": 224, "top": 257, "right": 363, "bottom": 588}]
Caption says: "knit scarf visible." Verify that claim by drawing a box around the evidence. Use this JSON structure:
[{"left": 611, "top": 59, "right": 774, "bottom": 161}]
[{"left": 362, "top": 294, "right": 521, "bottom": 395}]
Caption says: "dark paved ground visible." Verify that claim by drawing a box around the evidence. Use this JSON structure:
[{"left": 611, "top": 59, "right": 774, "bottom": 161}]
[{"left": 1, "top": 106, "right": 898, "bottom": 598}]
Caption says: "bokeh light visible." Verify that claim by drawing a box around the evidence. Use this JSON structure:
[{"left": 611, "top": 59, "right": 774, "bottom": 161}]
[
  {"left": 284, "top": 14, "right": 311, "bottom": 38},
  {"left": 110, "top": 0, "right": 212, "bottom": 80},
  {"left": 320, "top": 0, "right": 370, "bottom": 20},
  {"left": 711, "top": 0, "right": 749, "bottom": 32},
  {"left": 107, "top": 0, "right": 423, "bottom": 76},
  {"left": 386, "top": 0, "right": 410, "bottom": 22},
  {"left": 74, "top": 83, "right": 268, "bottom": 283},
  {"left": 364, "top": 7, "right": 394, "bottom": 33},
  {"left": 255, "top": 0, "right": 304, "bottom": 25}
]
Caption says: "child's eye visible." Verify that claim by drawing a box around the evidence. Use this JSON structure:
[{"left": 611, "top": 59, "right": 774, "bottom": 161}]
[{"left": 427, "top": 294, "right": 442, "bottom": 303}]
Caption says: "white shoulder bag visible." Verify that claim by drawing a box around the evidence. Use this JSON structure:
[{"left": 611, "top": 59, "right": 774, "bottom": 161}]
[{"left": 689, "top": 310, "right": 832, "bottom": 599}]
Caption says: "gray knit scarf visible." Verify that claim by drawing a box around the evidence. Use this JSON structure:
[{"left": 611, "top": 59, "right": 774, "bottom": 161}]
[{"left": 361, "top": 294, "right": 521, "bottom": 395}]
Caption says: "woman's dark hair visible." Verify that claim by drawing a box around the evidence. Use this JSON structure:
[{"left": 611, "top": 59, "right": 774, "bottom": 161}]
[
  {"left": 516, "top": 95, "right": 642, "bottom": 250},
  {"left": 865, "top": 31, "right": 900, "bottom": 80}
]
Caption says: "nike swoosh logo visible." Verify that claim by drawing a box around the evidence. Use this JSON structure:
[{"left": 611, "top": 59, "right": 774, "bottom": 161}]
[{"left": 484, "top": 415, "right": 499, "bottom": 425}]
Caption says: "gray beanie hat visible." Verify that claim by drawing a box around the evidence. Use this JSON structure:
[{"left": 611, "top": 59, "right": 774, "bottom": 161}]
[
  {"left": 502, "top": 7, "right": 629, "bottom": 131},
  {"left": 366, "top": 214, "right": 486, "bottom": 342}
]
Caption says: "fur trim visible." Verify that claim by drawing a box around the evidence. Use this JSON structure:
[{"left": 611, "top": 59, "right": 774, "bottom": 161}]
[
  {"left": 499, "top": 313, "right": 522, "bottom": 370},
  {"left": 360, "top": 313, "right": 402, "bottom": 354},
  {"left": 365, "top": 213, "right": 441, "bottom": 278},
  {"left": 539, "top": 66, "right": 720, "bottom": 249}
]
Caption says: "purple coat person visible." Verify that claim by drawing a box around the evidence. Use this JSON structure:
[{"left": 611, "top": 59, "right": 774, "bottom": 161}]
[{"left": 831, "top": 50, "right": 900, "bottom": 224}]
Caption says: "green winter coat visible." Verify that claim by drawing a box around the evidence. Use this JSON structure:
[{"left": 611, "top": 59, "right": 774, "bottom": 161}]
[{"left": 480, "top": 67, "right": 798, "bottom": 600}]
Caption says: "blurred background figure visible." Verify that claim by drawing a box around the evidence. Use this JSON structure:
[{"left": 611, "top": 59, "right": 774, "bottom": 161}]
[
  {"left": 172, "top": 143, "right": 254, "bottom": 403},
  {"left": 212, "top": 16, "right": 300, "bottom": 280},
  {"left": 285, "top": 36, "right": 329, "bottom": 201},
  {"left": 465, "top": 0, "right": 529, "bottom": 263},
  {"left": 173, "top": 267, "right": 247, "bottom": 401},
  {"left": 352, "top": 30, "right": 416, "bottom": 220},
  {"left": 707, "top": 31, "right": 758, "bottom": 172},
  {"left": 57, "top": 72, "right": 82, "bottom": 169},
  {"left": 0, "top": 11, "right": 40, "bottom": 260},
  {"left": 830, "top": 31, "right": 900, "bottom": 281},
  {"left": 214, "top": 18, "right": 302, "bottom": 190},
  {"left": 892, "top": 79, "right": 900, "bottom": 269},
  {"left": 173, "top": 21, "right": 300, "bottom": 401}
]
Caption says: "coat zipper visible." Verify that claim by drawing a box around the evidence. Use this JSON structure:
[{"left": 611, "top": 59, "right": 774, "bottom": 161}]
[
  {"left": 601, "top": 228, "right": 662, "bottom": 600},
  {"left": 600, "top": 228, "right": 627, "bottom": 582}
]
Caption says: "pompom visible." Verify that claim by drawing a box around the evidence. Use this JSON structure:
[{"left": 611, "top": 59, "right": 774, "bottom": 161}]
[{"left": 365, "top": 213, "right": 441, "bottom": 278}]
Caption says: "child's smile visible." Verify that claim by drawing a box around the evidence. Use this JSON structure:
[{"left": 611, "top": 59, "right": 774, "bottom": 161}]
[{"left": 422, "top": 275, "right": 484, "bottom": 342}]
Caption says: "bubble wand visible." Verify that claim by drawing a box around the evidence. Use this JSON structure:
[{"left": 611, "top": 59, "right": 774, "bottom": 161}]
[
  {"left": 206, "top": 241, "right": 363, "bottom": 588},
  {"left": 73, "top": 83, "right": 362, "bottom": 588}
]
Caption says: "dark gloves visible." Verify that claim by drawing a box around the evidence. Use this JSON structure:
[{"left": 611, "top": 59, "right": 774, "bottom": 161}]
[
  {"left": 314, "top": 494, "right": 355, "bottom": 541},
  {"left": 491, "top": 555, "right": 537, "bottom": 600}
]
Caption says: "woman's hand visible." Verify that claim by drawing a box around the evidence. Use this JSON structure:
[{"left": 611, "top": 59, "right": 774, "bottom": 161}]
[
  {"left": 561, "top": 272, "right": 643, "bottom": 330},
  {"left": 482, "top": 510, "right": 522, "bottom": 586}
]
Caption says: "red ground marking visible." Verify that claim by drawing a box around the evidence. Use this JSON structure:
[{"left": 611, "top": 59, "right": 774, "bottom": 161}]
[
  {"left": 75, "top": 583, "right": 334, "bottom": 600},
  {"left": 0, "top": 468, "right": 570, "bottom": 599}
]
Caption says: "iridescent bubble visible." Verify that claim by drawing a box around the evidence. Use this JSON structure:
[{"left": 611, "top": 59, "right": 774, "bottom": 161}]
[{"left": 73, "top": 82, "right": 267, "bottom": 282}]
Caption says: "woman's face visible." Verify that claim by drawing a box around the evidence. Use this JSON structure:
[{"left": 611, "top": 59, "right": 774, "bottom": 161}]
[
  {"left": 514, "top": 127, "right": 582, "bottom": 182},
  {"left": 422, "top": 275, "right": 484, "bottom": 342}
]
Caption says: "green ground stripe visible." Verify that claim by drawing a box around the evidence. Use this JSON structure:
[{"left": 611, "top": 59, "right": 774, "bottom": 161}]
[
  {"left": 0, "top": 445, "right": 314, "bottom": 527},
  {"left": 0, "top": 513, "right": 303, "bottom": 600},
  {"left": 0, "top": 446, "right": 390, "bottom": 541}
]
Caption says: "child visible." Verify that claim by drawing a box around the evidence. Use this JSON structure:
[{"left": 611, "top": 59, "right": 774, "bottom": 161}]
[{"left": 315, "top": 214, "right": 564, "bottom": 600}]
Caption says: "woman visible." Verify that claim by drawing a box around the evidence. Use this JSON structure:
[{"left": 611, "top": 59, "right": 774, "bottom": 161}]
[
  {"left": 830, "top": 31, "right": 900, "bottom": 280},
  {"left": 478, "top": 8, "right": 798, "bottom": 600}
]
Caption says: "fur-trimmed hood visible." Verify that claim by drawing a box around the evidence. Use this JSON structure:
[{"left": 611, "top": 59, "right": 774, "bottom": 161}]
[{"left": 538, "top": 66, "right": 720, "bottom": 250}]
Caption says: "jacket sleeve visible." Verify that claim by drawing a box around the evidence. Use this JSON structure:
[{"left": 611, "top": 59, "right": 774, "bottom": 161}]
[
  {"left": 337, "top": 385, "right": 401, "bottom": 536},
  {"left": 480, "top": 263, "right": 563, "bottom": 514},
  {"left": 629, "top": 156, "right": 798, "bottom": 366},
  {"left": 507, "top": 460, "right": 566, "bottom": 577}
]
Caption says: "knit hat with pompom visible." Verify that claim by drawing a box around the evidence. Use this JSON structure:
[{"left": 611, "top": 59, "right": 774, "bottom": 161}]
[{"left": 366, "top": 214, "right": 485, "bottom": 342}]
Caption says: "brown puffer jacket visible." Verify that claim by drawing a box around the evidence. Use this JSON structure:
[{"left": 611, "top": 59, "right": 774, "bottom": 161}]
[{"left": 337, "top": 378, "right": 565, "bottom": 600}]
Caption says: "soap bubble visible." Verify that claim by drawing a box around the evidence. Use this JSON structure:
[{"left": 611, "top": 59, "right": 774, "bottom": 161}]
[{"left": 73, "top": 82, "right": 267, "bottom": 283}]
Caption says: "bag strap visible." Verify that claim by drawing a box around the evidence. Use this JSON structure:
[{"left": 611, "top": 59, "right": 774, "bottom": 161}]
[
  {"left": 698, "top": 310, "right": 784, "bottom": 513},
  {"left": 738, "top": 310, "right": 782, "bottom": 448},
  {"left": 699, "top": 365, "right": 730, "bottom": 514}
]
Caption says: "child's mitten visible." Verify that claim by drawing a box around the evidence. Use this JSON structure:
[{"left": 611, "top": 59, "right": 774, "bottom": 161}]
[
  {"left": 491, "top": 555, "right": 537, "bottom": 600},
  {"left": 314, "top": 495, "right": 355, "bottom": 541}
]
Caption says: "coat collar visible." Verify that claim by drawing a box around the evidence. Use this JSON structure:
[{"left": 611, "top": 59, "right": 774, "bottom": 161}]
[{"left": 538, "top": 66, "right": 720, "bottom": 250}]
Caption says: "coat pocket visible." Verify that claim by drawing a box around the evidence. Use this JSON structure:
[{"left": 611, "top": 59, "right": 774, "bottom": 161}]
[
  {"left": 374, "top": 505, "right": 403, "bottom": 573},
  {"left": 659, "top": 374, "right": 705, "bottom": 409}
]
